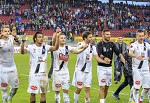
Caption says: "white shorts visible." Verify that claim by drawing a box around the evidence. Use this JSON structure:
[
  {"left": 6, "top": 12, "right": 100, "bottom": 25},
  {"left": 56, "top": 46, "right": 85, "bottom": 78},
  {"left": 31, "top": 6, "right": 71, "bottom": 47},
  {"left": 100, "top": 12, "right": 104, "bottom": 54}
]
[
  {"left": 97, "top": 66, "right": 112, "bottom": 86},
  {"left": 0, "top": 65, "right": 19, "bottom": 90},
  {"left": 133, "top": 66, "right": 150, "bottom": 89},
  {"left": 27, "top": 73, "right": 49, "bottom": 94},
  {"left": 72, "top": 70, "right": 92, "bottom": 88},
  {"left": 52, "top": 70, "right": 70, "bottom": 91}
]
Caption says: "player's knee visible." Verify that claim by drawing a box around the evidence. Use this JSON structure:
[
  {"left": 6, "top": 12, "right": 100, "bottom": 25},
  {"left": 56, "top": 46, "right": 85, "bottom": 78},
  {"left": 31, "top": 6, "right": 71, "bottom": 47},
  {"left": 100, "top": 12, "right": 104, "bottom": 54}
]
[
  {"left": 100, "top": 86, "right": 105, "bottom": 90},
  {"left": 85, "top": 87, "right": 90, "bottom": 92}
]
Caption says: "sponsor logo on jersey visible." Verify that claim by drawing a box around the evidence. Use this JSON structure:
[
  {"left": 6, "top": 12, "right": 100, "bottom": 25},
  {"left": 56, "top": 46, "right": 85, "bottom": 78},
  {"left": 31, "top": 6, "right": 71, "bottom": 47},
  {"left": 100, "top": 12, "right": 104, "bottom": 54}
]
[
  {"left": 135, "top": 80, "right": 140, "bottom": 85},
  {"left": 30, "top": 86, "right": 38, "bottom": 90},
  {"left": 59, "top": 53, "right": 69, "bottom": 62},
  {"left": 55, "top": 84, "right": 61, "bottom": 88},
  {"left": 77, "top": 81, "right": 83, "bottom": 86},
  {"left": 101, "top": 79, "right": 106, "bottom": 82},
  {"left": 1, "top": 82, "right": 8, "bottom": 87}
]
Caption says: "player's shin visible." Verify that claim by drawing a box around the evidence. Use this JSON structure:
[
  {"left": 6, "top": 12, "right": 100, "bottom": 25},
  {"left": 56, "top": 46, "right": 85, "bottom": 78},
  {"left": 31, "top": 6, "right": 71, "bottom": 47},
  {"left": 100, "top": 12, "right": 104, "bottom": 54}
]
[
  {"left": 55, "top": 91, "right": 60, "bottom": 103},
  {"left": 129, "top": 86, "right": 134, "bottom": 102},
  {"left": 139, "top": 89, "right": 149, "bottom": 101},
  {"left": 63, "top": 93, "right": 70, "bottom": 103},
  {"left": 133, "top": 89, "right": 139, "bottom": 103},
  {"left": 148, "top": 90, "right": 150, "bottom": 102},
  {"left": 7, "top": 88, "right": 18, "bottom": 101},
  {"left": 74, "top": 92, "right": 80, "bottom": 103},
  {"left": 2, "top": 90, "right": 8, "bottom": 103}
]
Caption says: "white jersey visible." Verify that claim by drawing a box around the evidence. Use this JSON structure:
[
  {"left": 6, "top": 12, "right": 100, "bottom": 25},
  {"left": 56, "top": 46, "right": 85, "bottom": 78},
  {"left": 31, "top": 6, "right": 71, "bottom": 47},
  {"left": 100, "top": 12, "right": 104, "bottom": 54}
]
[
  {"left": 129, "top": 41, "right": 150, "bottom": 70},
  {"left": 53, "top": 45, "right": 73, "bottom": 71},
  {"left": 26, "top": 44, "right": 51, "bottom": 73},
  {"left": 75, "top": 42, "right": 97, "bottom": 72},
  {"left": 0, "top": 35, "right": 15, "bottom": 67}
]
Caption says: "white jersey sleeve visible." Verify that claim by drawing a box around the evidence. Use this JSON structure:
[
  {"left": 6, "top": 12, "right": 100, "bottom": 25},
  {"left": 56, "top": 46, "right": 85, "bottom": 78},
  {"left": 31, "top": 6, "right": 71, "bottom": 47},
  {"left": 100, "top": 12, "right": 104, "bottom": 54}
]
[
  {"left": 129, "top": 43, "right": 136, "bottom": 52},
  {"left": 26, "top": 45, "right": 32, "bottom": 53},
  {"left": 92, "top": 45, "right": 97, "bottom": 56}
]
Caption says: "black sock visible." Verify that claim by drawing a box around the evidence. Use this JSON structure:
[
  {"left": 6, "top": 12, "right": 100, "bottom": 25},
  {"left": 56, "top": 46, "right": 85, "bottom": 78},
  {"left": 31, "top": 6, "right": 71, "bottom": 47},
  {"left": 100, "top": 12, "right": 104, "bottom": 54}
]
[
  {"left": 40, "top": 101, "right": 46, "bottom": 103},
  {"left": 30, "top": 101, "right": 36, "bottom": 103}
]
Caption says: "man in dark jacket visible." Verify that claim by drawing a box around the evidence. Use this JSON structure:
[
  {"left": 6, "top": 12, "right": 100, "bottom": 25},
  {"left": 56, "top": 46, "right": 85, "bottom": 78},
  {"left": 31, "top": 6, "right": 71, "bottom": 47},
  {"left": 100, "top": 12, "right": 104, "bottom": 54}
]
[{"left": 112, "top": 42, "right": 134, "bottom": 103}]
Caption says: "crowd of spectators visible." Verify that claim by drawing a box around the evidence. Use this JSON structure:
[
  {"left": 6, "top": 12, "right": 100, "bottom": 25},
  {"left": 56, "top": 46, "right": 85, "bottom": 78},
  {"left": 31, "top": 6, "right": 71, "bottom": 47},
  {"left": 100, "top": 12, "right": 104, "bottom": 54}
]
[{"left": 0, "top": 0, "right": 149, "bottom": 39}]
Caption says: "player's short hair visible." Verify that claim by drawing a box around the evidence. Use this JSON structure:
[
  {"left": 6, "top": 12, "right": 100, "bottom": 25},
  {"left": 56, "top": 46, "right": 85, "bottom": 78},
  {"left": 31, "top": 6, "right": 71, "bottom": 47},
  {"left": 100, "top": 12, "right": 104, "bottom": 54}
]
[
  {"left": 33, "top": 31, "right": 43, "bottom": 43},
  {"left": 59, "top": 32, "right": 65, "bottom": 36},
  {"left": 82, "top": 31, "right": 91, "bottom": 40},
  {"left": 136, "top": 29, "right": 144, "bottom": 35},
  {"left": 1, "top": 25, "right": 10, "bottom": 31},
  {"left": 102, "top": 29, "right": 110, "bottom": 35}
]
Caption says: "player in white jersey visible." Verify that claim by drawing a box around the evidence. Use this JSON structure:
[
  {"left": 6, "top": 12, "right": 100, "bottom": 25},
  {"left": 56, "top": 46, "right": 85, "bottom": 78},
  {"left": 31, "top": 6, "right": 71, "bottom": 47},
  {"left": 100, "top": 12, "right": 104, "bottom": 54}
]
[
  {"left": 0, "top": 25, "right": 20, "bottom": 103},
  {"left": 52, "top": 32, "right": 88, "bottom": 103},
  {"left": 139, "top": 58, "right": 150, "bottom": 103},
  {"left": 72, "top": 31, "right": 109, "bottom": 103},
  {"left": 129, "top": 30, "right": 150, "bottom": 103},
  {"left": 21, "top": 31, "right": 60, "bottom": 103}
]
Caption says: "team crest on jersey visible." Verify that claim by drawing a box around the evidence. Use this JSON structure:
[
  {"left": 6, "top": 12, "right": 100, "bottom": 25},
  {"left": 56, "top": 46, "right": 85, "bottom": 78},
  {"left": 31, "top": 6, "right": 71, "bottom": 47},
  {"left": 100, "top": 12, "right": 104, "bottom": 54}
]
[
  {"left": 135, "top": 80, "right": 140, "bottom": 85},
  {"left": 103, "top": 47, "right": 106, "bottom": 52},
  {"left": 59, "top": 53, "right": 69, "bottom": 62},
  {"left": 33, "top": 48, "right": 36, "bottom": 53},
  {"left": 130, "top": 45, "right": 133, "bottom": 48}
]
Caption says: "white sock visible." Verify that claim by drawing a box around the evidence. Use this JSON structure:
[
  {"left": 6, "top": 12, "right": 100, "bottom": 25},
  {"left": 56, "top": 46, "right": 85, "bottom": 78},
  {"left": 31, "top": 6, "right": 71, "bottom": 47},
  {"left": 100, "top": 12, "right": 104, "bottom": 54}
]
[
  {"left": 100, "top": 99, "right": 105, "bottom": 103},
  {"left": 129, "top": 86, "right": 134, "bottom": 102},
  {"left": 133, "top": 89, "right": 139, "bottom": 103},
  {"left": 2, "top": 90, "right": 8, "bottom": 103},
  {"left": 55, "top": 93, "right": 60, "bottom": 103},
  {"left": 85, "top": 98, "right": 90, "bottom": 103},
  {"left": 104, "top": 98, "right": 106, "bottom": 102},
  {"left": 74, "top": 92, "right": 80, "bottom": 102},
  {"left": 63, "top": 93, "right": 70, "bottom": 103},
  {"left": 140, "top": 89, "right": 148, "bottom": 101},
  {"left": 148, "top": 90, "right": 150, "bottom": 103},
  {"left": 8, "top": 88, "right": 17, "bottom": 101}
]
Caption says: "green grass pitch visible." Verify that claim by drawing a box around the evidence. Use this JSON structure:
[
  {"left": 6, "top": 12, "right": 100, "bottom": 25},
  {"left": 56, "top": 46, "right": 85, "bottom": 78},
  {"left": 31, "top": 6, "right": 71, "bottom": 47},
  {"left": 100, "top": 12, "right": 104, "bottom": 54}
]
[{"left": 0, "top": 54, "right": 149, "bottom": 103}]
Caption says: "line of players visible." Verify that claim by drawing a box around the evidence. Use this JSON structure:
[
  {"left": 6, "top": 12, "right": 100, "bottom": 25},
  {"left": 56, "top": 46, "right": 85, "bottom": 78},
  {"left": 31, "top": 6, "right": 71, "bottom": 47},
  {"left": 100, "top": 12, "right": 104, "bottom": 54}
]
[{"left": 0, "top": 25, "right": 149, "bottom": 103}]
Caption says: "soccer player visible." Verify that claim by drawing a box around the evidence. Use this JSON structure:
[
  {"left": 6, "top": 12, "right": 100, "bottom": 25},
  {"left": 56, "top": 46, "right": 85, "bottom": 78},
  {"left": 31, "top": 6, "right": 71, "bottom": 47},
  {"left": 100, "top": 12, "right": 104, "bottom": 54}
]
[
  {"left": 72, "top": 31, "right": 109, "bottom": 103},
  {"left": 129, "top": 30, "right": 150, "bottom": 103},
  {"left": 139, "top": 58, "right": 150, "bottom": 103},
  {"left": 52, "top": 32, "right": 89, "bottom": 103},
  {"left": 48, "top": 27, "right": 61, "bottom": 79},
  {"left": 96, "top": 29, "right": 125, "bottom": 103},
  {"left": 20, "top": 31, "right": 60, "bottom": 103},
  {"left": 0, "top": 25, "right": 20, "bottom": 103}
]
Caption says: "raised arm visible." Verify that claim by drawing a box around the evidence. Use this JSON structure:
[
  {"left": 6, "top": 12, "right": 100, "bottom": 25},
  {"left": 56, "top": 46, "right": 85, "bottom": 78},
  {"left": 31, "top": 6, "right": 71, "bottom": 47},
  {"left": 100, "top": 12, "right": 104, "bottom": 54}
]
[
  {"left": 52, "top": 27, "right": 61, "bottom": 46},
  {"left": 21, "top": 33, "right": 27, "bottom": 54},
  {"left": 49, "top": 32, "right": 60, "bottom": 51},
  {"left": 11, "top": 28, "right": 21, "bottom": 45}
]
